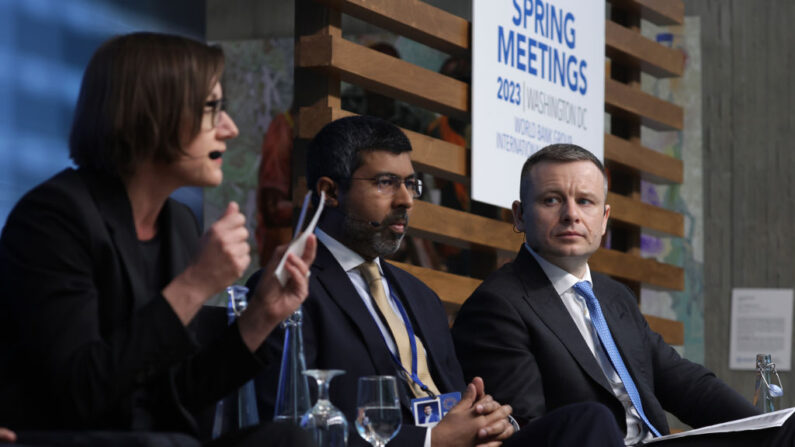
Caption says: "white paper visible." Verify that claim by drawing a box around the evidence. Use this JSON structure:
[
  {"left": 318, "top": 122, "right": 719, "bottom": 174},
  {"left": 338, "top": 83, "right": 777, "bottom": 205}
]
[
  {"left": 471, "top": 0, "right": 605, "bottom": 209},
  {"left": 644, "top": 407, "right": 795, "bottom": 443},
  {"left": 729, "top": 288, "right": 793, "bottom": 371},
  {"left": 274, "top": 191, "right": 325, "bottom": 286}
]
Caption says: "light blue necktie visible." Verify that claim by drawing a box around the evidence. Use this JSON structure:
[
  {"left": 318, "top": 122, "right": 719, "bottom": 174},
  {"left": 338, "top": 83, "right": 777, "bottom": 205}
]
[{"left": 572, "top": 281, "right": 662, "bottom": 438}]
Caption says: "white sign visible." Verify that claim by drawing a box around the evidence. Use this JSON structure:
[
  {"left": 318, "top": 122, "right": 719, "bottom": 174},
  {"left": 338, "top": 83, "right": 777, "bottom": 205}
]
[
  {"left": 729, "top": 288, "right": 793, "bottom": 371},
  {"left": 472, "top": 0, "right": 605, "bottom": 209}
]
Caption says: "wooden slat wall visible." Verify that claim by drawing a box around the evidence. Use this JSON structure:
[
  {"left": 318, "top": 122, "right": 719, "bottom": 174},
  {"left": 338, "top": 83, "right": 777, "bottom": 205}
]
[
  {"left": 609, "top": 0, "right": 684, "bottom": 26},
  {"left": 606, "top": 21, "right": 683, "bottom": 78},
  {"left": 316, "top": 0, "right": 469, "bottom": 54},
  {"left": 297, "top": 34, "right": 469, "bottom": 118},
  {"left": 294, "top": 0, "right": 686, "bottom": 344}
]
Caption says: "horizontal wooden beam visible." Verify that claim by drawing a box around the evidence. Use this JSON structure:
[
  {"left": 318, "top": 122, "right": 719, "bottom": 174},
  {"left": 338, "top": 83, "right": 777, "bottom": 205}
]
[
  {"left": 606, "top": 20, "right": 684, "bottom": 78},
  {"left": 408, "top": 200, "right": 522, "bottom": 253},
  {"left": 408, "top": 128, "right": 469, "bottom": 184},
  {"left": 316, "top": 0, "right": 469, "bottom": 54},
  {"left": 297, "top": 34, "right": 469, "bottom": 119},
  {"left": 590, "top": 248, "right": 684, "bottom": 290},
  {"left": 389, "top": 261, "right": 684, "bottom": 343},
  {"left": 604, "top": 133, "right": 683, "bottom": 184},
  {"left": 645, "top": 314, "right": 685, "bottom": 345},
  {"left": 297, "top": 104, "right": 468, "bottom": 183},
  {"left": 606, "top": 78, "right": 683, "bottom": 131},
  {"left": 387, "top": 260, "right": 480, "bottom": 306},
  {"left": 609, "top": 0, "right": 684, "bottom": 26},
  {"left": 607, "top": 192, "right": 684, "bottom": 237}
]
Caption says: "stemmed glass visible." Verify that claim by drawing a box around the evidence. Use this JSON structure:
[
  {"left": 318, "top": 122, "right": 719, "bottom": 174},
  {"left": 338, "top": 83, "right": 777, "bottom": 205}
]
[
  {"left": 355, "top": 376, "right": 402, "bottom": 447},
  {"left": 300, "top": 369, "right": 349, "bottom": 447}
]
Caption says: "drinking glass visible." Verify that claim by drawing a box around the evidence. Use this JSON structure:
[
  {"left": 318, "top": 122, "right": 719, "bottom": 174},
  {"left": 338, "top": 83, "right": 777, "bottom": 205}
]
[
  {"left": 300, "top": 369, "right": 348, "bottom": 447},
  {"left": 355, "top": 376, "right": 402, "bottom": 447}
]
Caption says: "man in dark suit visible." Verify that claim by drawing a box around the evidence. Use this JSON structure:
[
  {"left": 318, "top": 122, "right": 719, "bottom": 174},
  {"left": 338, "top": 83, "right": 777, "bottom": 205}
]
[
  {"left": 250, "top": 117, "right": 626, "bottom": 447},
  {"left": 452, "top": 144, "right": 795, "bottom": 446}
]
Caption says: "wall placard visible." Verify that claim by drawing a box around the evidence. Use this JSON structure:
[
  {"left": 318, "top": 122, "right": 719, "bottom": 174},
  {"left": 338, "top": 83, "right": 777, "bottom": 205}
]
[{"left": 729, "top": 288, "right": 793, "bottom": 371}]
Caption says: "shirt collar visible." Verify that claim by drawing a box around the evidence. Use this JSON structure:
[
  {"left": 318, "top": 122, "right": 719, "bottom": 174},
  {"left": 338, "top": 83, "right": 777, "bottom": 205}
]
[
  {"left": 315, "top": 227, "right": 383, "bottom": 274},
  {"left": 523, "top": 243, "right": 592, "bottom": 296}
]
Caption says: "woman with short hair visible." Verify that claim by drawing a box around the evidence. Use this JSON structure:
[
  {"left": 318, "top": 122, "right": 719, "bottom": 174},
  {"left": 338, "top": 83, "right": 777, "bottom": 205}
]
[{"left": 0, "top": 32, "right": 314, "bottom": 445}]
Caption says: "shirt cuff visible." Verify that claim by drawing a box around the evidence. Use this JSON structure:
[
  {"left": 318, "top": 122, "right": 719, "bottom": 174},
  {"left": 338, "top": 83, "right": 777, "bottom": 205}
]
[{"left": 424, "top": 426, "right": 432, "bottom": 447}]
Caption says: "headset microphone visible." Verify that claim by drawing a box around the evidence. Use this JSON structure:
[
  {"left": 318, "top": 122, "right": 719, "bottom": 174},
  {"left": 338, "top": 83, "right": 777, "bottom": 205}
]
[
  {"left": 328, "top": 206, "right": 382, "bottom": 228},
  {"left": 351, "top": 214, "right": 382, "bottom": 228}
]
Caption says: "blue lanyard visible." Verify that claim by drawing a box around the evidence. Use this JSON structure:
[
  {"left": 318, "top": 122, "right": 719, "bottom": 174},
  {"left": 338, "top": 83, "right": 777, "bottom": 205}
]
[{"left": 376, "top": 280, "right": 435, "bottom": 397}]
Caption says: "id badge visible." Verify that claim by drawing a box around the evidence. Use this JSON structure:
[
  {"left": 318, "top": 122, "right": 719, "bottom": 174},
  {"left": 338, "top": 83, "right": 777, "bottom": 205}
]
[{"left": 411, "top": 392, "right": 460, "bottom": 427}]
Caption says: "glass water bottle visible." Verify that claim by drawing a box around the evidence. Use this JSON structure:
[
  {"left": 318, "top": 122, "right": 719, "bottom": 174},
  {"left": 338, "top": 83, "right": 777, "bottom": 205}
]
[
  {"left": 273, "top": 308, "right": 311, "bottom": 424},
  {"left": 753, "top": 353, "right": 784, "bottom": 413}
]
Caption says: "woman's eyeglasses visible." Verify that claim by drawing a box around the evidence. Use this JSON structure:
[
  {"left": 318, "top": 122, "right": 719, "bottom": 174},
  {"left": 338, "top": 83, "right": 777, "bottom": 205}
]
[{"left": 204, "top": 98, "right": 227, "bottom": 128}]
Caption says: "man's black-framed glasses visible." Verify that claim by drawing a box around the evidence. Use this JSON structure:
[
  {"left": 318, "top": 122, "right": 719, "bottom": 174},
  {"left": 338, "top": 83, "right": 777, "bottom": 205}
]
[
  {"left": 350, "top": 174, "right": 423, "bottom": 198},
  {"left": 204, "top": 98, "right": 227, "bottom": 128}
]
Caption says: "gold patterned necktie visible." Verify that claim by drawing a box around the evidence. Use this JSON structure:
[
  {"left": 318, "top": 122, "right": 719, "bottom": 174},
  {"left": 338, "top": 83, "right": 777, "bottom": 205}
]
[{"left": 357, "top": 260, "right": 440, "bottom": 397}]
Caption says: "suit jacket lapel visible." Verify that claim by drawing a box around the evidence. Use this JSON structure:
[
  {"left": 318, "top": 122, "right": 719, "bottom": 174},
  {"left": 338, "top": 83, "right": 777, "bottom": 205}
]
[
  {"left": 594, "top": 277, "right": 669, "bottom": 430},
  {"left": 312, "top": 244, "right": 407, "bottom": 401},
  {"left": 81, "top": 170, "right": 148, "bottom": 312},
  {"left": 597, "top": 282, "right": 633, "bottom": 366},
  {"left": 595, "top": 279, "right": 650, "bottom": 399},
  {"left": 382, "top": 263, "right": 455, "bottom": 395},
  {"left": 514, "top": 248, "right": 614, "bottom": 395}
]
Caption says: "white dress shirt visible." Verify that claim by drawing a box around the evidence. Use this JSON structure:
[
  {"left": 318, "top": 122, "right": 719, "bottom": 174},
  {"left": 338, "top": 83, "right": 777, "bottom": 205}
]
[
  {"left": 315, "top": 229, "right": 434, "bottom": 447},
  {"left": 525, "top": 244, "right": 651, "bottom": 445}
]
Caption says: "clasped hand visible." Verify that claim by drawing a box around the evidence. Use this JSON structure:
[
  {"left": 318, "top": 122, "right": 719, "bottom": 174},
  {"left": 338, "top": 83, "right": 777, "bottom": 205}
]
[{"left": 431, "top": 377, "right": 515, "bottom": 447}]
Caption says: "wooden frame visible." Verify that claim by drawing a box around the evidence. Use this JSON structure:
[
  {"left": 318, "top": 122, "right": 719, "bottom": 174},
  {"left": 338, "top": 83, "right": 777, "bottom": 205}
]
[{"left": 293, "top": 0, "right": 686, "bottom": 344}]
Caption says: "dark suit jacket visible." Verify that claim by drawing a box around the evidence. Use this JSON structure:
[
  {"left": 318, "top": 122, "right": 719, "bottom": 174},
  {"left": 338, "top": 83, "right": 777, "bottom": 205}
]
[
  {"left": 451, "top": 247, "right": 759, "bottom": 434},
  {"left": 249, "top": 242, "right": 466, "bottom": 447},
  {"left": 0, "top": 168, "right": 267, "bottom": 434}
]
